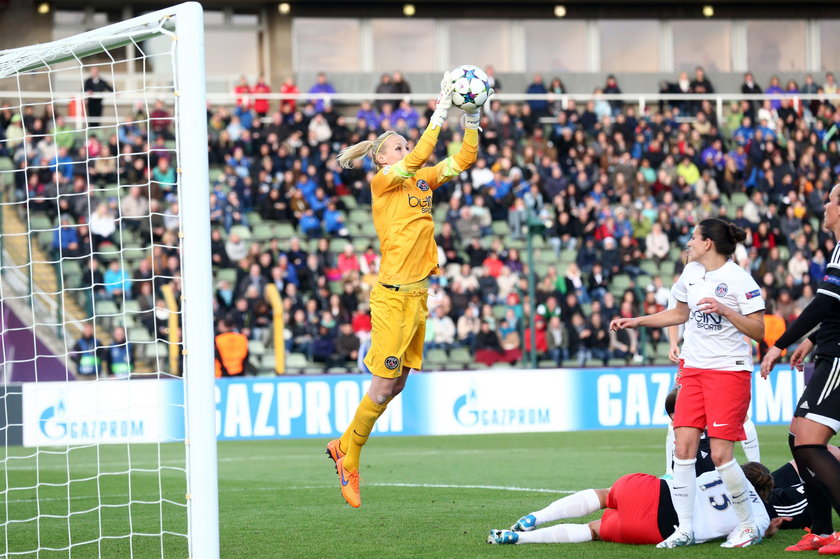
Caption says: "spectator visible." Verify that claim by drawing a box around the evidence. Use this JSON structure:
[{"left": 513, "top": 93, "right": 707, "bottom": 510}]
[
  {"left": 105, "top": 326, "right": 134, "bottom": 378},
  {"left": 279, "top": 75, "right": 300, "bottom": 113},
  {"left": 427, "top": 306, "right": 456, "bottom": 353},
  {"left": 333, "top": 322, "right": 361, "bottom": 366},
  {"left": 525, "top": 73, "right": 549, "bottom": 117},
  {"left": 308, "top": 72, "right": 336, "bottom": 113},
  {"left": 103, "top": 260, "right": 132, "bottom": 300},
  {"left": 83, "top": 67, "right": 113, "bottom": 127},
  {"left": 252, "top": 75, "right": 272, "bottom": 118},
  {"left": 214, "top": 318, "right": 251, "bottom": 377},
  {"left": 603, "top": 74, "right": 623, "bottom": 113},
  {"left": 149, "top": 99, "right": 172, "bottom": 140},
  {"left": 484, "top": 64, "right": 502, "bottom": 92},
  {"left": 72, "top": 322, "right": 103, "bottom": 379},
  {"left": 233, "top": 75, "right": 252, "bottom": 114}
]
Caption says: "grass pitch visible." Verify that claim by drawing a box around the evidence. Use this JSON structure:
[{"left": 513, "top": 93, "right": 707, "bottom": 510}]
[{"left": 4, "top": 425, "right": 830, "bottom": 558}]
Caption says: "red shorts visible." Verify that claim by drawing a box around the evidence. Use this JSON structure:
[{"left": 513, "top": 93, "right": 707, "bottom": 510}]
[
  {"left": 599, "top": 473, "right": 663, "bottom": 545},
  {"left": 674, "top": 366, "right": 750, "bottom": 441}
]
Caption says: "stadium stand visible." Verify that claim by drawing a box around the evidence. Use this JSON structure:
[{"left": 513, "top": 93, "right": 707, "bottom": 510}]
[{"left": 2, "top": 69, "right": 835, "bottom": 374}]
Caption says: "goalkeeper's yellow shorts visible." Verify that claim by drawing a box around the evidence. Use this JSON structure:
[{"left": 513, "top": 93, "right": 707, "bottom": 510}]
[{"left": 364, "top": 280, "right": 428, "bottom": 378}]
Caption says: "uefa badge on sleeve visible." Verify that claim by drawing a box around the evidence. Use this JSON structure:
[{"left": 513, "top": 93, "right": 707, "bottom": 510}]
[{"left": 715, "top": 283, "right": 728, "bottom": 297}]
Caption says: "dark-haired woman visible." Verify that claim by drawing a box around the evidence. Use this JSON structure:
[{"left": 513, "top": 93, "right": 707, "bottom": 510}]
[{"left": 610, "top": 218, "right": 765, "bottom": 548}]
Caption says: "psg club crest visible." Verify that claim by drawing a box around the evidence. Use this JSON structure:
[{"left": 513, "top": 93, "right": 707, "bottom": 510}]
[
  {"left": 416, "top": 179, "right": 430, "bottom": 192},
  {"left": 384, "top": 356, "right": 400, "bottom": 370},
  {"left": 715, "top": 283, "right": 728, "bottom": 297}
]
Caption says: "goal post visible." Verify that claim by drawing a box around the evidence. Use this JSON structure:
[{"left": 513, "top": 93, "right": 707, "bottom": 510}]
[{"left": 0, "top": 2, "right": 218, "bottom": 558}]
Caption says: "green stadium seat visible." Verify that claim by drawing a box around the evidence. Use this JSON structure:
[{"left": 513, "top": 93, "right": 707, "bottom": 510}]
[
  {"left": 215, "top": 268, "right": 237, "bottom": 285},
  {"left": 252, "top": 223, "right": 275, "bottom": 241},
  {"left": 0, "top": 156, "right": 13, "bottom": 171},
  {"left": 608, "top": 358, "right": 629, "bottom": 367},
  {"left": 128, "top": 327, "right": 152, "bottom": 343},
  {"left": 275, "top": 223, "right": 296, "bottom": 238},
  {"left": 248, "top": 340, "right": 266, "bottom": 357},
  {"left": 230, "top": 225, "right": 252, "bottom": 240},
  {"left": 286, "top": 352, "right": 309, "bottom": 371},
  {"left": 424, "top": 349, "right": 449, "bottom": 367},
  {"left": 340, "top": 195, "right": 357, "bottom": 210},
  {"left": 261, "top": 353, "right": 276, "bottom": 371},
  {"left": 491, "top": 221, "right": 510, "bottom": 236}
]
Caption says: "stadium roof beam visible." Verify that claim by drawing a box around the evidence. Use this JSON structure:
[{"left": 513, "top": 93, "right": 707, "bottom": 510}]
[{"left": 43, "top": 0, "right": 840, "bottom": 19}]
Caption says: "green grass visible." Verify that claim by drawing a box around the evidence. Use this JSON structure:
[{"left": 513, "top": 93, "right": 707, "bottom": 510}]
[{"left": 3, "top": 425, "right": 831, "bottom": 558}]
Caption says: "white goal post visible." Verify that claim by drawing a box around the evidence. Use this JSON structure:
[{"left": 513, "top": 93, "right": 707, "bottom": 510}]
[{"left": 0, "top": 2, "right": 218, "bottom": 558}]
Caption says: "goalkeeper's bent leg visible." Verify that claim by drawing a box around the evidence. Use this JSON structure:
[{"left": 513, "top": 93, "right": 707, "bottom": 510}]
[{"left": 342, "top": 394, "right": 388, "bottom": 472}]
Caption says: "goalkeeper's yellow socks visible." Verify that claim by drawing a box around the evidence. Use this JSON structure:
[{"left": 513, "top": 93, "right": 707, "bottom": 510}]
[{"left": 341, "top": 394, "right": 388, "bottom": 472}]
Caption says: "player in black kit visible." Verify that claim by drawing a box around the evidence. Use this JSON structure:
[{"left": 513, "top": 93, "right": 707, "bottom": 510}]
[{"left": 761, "top": 183, "right": 840, "bottom": 553}]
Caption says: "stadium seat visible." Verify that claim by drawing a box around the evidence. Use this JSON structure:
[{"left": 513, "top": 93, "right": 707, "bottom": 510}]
[
  {"left": 449, "top": 347, "right": 472, "bottom": 367},
  {"left": 261, "top": 353, "right": 276, "bottom": 371},
  {"left": 340, "top": 195, "right": 357, "bottom": 210},
  {"left": 230, "top": 225, "right": 252, "bottom": 240},
  {"left": 248, "top": 340, "right": 266, "bottom": 357},
  {"left": 216, "top": 268, "right": 237, "bottom": 285},
  {"left": 424, "top": 349, "right": 449, "bottom": 367},
  {"left": 251, "top": 223, "right": 274, "bottom": 241},
  {"left": 491, "top": 221, "right": 510, "bottom": 236},
  {"left": 275, "top": 223, "right": 296, "bottom": 238},
  {"left": 285, "top": 352, "right": 309, "bottom": 372}
]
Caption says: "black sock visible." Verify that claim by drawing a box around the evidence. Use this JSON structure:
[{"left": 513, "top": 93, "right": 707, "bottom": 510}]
[{"left": 793, "top": 444, "right": 840, "bottom": 534}]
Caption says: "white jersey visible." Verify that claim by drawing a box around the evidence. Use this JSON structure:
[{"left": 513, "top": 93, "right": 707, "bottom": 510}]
[
  {"left": 672, "top": 261, "right": 764, "bottom": 371},
  {"left": 665, "top": 470, "right": 770, "bottom": 543}
]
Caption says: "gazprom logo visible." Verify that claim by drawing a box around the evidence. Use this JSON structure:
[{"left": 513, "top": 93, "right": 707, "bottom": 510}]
[
  {"left": 453, "top": 388, "right": 479, "bottom": 426},
  {"left": 452, "top": 386, "right": 550, "bottom": 428},
  {"left": 40, "top": 398, "right": 68, "bottom": 439}
]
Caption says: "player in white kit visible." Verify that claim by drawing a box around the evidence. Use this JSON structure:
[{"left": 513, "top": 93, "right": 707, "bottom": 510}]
[{"left": 610, "top": 218, "right": 765, "bottom": 548}]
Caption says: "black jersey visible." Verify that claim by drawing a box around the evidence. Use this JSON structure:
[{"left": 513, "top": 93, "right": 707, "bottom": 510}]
[
  {"left": 814, "top": 243, "right": 840, "bottom": 357},
  {"left": 776, "top": 243, "right": 840, "bottom": 357},
  {"left": 770, "top": 462, "right": 810, "bottom": 529}
]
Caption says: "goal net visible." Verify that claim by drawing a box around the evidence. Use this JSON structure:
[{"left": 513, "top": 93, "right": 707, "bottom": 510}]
[{"left": 0, "top": 2, "right": 218, "bottom": 557}]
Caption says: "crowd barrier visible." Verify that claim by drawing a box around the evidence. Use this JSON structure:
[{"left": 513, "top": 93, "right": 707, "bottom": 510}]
[{"left": 14, "top": 364, "right": 808, "bottom": 447}]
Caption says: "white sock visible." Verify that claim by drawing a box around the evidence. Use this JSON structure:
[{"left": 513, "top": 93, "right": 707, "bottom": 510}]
[
  {"left": 532, "top": 489, "right": 602, "bottom": 526},
  {"left": 665, "top": 424, "right": 676, "bottom": 476},
  {"left": 717, "top": 459, "right": 755, "bottom": 527},
  {"left": 671, "top": 457, "right": 696, "bottom": 533},
  {"left": 740, "top": 420, "right": 761, "bottom": 462},
  {"left": 516, "top": 524, "right": 593, "bottom": 544}
]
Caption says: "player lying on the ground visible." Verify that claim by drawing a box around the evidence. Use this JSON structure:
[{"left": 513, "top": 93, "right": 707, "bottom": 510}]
[{"left": 487, "top": 462, "right": 786, "bottom": 547}]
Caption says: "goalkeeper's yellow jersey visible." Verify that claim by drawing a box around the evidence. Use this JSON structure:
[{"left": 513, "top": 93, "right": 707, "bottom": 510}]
[{"left": 372, "top": 126, "right": 478, "bottom": 285}]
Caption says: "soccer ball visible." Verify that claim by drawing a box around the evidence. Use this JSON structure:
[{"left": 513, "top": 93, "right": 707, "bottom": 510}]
[{"left": 450, "top": 64, "right": 492, "bottom": 112}]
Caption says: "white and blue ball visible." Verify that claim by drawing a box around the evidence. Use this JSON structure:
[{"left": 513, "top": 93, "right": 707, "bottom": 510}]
[{"left": 450, "top": 64, "right": 492, "bottom": 112}]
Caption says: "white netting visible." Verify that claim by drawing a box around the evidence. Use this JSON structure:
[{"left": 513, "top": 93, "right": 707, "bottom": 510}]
[{"left": 0, "top": 9, "right": 197, "bottom": 558}]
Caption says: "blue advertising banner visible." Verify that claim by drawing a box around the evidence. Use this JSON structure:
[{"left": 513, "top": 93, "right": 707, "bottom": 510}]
[
  {"left": 19, "top": 365, "right": 807, "bottom": 444},
  {"left": 213, "top": 365, "right": 806, "bottom": 441}
]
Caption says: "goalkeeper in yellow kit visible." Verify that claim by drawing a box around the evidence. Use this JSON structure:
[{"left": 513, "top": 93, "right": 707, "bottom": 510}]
[{"left": 327, "top": 72, "right": 483, "bottom": 508}]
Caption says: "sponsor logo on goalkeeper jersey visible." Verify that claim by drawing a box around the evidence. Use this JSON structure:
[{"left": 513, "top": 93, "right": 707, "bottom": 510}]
[
  {"left": 452, "top": 386, "right": 550, "bottom": 428},
  {"left": 407, "top": 193, "right": 432, "bottom": 214}
]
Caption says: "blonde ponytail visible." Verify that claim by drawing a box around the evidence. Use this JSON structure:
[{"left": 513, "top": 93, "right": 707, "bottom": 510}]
[{"left": 336, "top": 130, "right": 397, "bottom": 170}]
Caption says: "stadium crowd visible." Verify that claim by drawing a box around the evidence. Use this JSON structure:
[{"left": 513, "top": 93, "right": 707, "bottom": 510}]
[{"left": 1, "top": 67, "right": 838, "bottom": 374}]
